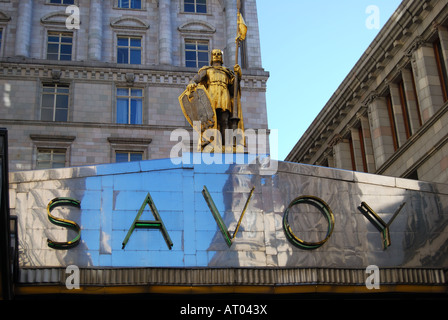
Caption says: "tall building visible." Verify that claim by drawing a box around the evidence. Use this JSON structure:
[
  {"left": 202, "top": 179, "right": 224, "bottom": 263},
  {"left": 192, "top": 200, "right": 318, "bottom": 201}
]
[
  {"left": 286, "top": 0, "right": 448, "bottom": 185},
  {"left": 0, "top": 0, "right": 269, "bottom": 171}
]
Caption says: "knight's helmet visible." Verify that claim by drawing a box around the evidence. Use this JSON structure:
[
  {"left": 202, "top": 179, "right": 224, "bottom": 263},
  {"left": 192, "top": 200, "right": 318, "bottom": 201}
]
[{"left": 210, "top": 49, "right": 224, "bottom": 65}]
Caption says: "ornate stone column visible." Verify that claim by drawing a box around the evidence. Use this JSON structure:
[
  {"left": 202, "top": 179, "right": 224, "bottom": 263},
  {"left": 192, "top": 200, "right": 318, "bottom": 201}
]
[
  {"left": 15, "top": 0, "right": 33, "bottom": 57},
  {"left": 159, "top": 0, "right": 172, "bottom": 65},
  {"left": 88, "top": 0, "right": 103, "bottom": 61}
]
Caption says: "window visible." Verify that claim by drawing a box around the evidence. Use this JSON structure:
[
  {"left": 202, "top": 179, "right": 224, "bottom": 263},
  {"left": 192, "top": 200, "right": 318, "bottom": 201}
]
[
  {"left": 118, "top": 0, "right": 142, "bottom": 9},
  {"left": 36, "top": 149, "right": 66, "bottom": 169},
  {"left": 116, "top": 151, "right": 143, "bottom": 163},
  {"left": 49, "top": 0, "right": 74, "bottom": 4},
  {"left": 434, "top": 38, "right": 448, "bottom": 102},
  {"left": 41, "top": 84, "right": 70, "bottom": 122},
  {"left": 0, "top": 29, "right": 2, "bottom": 51},
  {"left": 47, "top": 32, "right": 73, "bottom": 61},
  {"left": 386, "top": 93, "right": 399, "bottom": 151},
  {"left": 116, "top": 88, "right": 143, "bottom": 124},
  {"left": 117, "top": 36, "right": 142, "bottom": 64},
  {"left": 185, "top": 40, "right": 209, "bottom": 68},
  {"left": 398, "top": 80, "right": 412, "bottom": 139},
  {"left": 184, "top": 0, "right": 207, "bottom": 13}
]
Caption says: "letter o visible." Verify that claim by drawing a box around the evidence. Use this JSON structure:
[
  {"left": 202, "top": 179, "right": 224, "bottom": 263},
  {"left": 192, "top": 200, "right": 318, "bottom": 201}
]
[{"left": 282, "top": 196, "right": 335, "bottom": 250}]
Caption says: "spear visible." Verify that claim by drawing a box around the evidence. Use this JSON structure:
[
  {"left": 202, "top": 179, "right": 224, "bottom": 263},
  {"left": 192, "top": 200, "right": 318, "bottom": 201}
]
[{"left": 231, "top": 0, "right": 247, "bottom": 130}]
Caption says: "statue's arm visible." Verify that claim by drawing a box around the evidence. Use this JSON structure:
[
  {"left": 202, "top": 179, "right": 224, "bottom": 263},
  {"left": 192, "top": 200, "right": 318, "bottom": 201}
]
[{"left": 187, "top": 69, "right": 207, "bottom": 92}]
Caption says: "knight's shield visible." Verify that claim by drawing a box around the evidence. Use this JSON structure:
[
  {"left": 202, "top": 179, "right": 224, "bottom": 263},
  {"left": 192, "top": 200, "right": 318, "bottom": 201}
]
[{"left": 179, "top": 84, "right": 216, "bottom": 134}]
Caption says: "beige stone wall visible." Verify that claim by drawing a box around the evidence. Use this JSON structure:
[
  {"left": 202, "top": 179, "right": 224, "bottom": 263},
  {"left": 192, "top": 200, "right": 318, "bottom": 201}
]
[{"left": 0, "top": 0, "right": 269, "bottom": 171}]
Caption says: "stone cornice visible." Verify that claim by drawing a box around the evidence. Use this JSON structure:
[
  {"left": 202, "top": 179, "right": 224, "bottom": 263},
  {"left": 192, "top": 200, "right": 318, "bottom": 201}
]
[{"left": 0, "top": 58, "right": 269, "bottom": 91}]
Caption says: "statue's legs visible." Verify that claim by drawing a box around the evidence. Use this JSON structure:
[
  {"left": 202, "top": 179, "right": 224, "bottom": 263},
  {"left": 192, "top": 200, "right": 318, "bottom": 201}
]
[{"left": 217, "top": 109, "right": 230, "bottom": 145}]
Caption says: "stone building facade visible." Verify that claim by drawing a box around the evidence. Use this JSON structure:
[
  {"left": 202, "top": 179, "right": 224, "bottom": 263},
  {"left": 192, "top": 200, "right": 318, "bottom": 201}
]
[
  {"left": 286, "top": 0, "right": 448, "bottom": 184},
  {"left": 0, "top": 0, "right": 269, "bottom": 171}
]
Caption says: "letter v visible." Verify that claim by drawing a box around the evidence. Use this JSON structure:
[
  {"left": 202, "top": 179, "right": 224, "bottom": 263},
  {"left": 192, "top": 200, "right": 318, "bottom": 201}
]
[{"left": 202, "top": 185, "right": 255, "bottom": 247}]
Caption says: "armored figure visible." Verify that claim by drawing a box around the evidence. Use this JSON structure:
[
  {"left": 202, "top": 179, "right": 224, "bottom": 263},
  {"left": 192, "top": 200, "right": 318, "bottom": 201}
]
[{"left": 179, "top": 49, "right": 244, "bottom": 150}]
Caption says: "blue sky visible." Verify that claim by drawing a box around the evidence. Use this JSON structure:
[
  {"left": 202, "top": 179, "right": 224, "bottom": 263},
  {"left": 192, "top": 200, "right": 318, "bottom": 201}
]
[{"left": 257, "top": 0, "right": 403, "bottom": 160}]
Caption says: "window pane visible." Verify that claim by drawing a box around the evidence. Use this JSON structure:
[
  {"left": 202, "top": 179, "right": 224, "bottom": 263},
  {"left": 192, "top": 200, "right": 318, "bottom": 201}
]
[
  {"left": 37, "top": 151, "right": 51, "bottom": 161},
  {"left": 55, "top": 109, "right": 68, "bottom": 122},
  {"left": 130, "top": 38, "right": 141, "bottom": 47},
  {"left": 198, "top": 51, "right": 208, "bottom": 62},
  {"left": 185, "top": 50, "right": 196, "bottom": 61},
  {"left": 59, "top": 54, "right": 72, "bottom": 61},
  {"left": 119, "top": 0, "right": 129, "bottom": 8},
  {"left": 130, "top": 99, "right": 142, "bottom": 124},
  {"left": 60, "top": 44, "right": 72, "bottom": 54},
  {"left": 184, "top": 3, "right": 195, "bottom": 12},
  {"left": 63, "top": 0, "right": 75, "bottom": 4},
  {"left": 47, "top": 44, "right": 59, "bottom": 54},
  {"left": 117, "top": 88, "right": 129, "bottom": 96},
  {"left": 117, "top": 48, "right": 128, "bottom": 63},
  {"left": 116, "top": 153, "right": 128, "bottom": 163},
  {"left": 117, "top": 37, "right": 129, "bottom": 46},
  {"left": 131, "top": 88, "right": 142, "bottom": 97},
  {"left": 41, "top": 108, "right": 54, "bottom": 121},
  {"left": 56, "top": 95, "right": 69, "bottom": 108},
  {"left": 186, "top": 60, "right": 197, "bottom": 68},
  {"left": 48, "top": 36, "right": 59, "bottom": 43},
  {"left": 130, "top": 153, "right": 143, "bottom": 162},
  {"left": 196, "top": 4, "right": 207, "bottom": 13},
  {"left": 56, "top": 86, "right": 70, "bottom": 94},
  {"left": 131, "top": 0, "right": 142, "bottom": 9},
  {"left": 52, "top": 162, "right": 65, "bottom": 168},
  {"left": 42, "top": 94, "right": 54, "bottom": 108},
  {"left": 198, "top": 44, "right": 208, "bottom": 51},
  {"left": 43, "top": 86, "right": 56, "bottom": 93},
  {"left": 117, "top": 99, "right": 129, "bottom": 124},
  {"left": 130, "top": 49, "right": 141, "bottom": 64},
  {"left": 50, "top": 0, "right": 62, "bottom": 3},
  {"left": 61, "top": 36, "right": 72, "bottom": 43},
  {"left": 53, "top": 153, "right": 66, "bottom": 163}
]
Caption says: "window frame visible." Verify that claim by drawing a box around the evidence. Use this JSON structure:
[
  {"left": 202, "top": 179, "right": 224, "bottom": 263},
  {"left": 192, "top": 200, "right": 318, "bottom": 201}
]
[
  {"left": 46, "top": 0, "right": 77, "bottom": 5},
  {"left": 116, "top": 35, "right": 143, "bottom": 65},
  {"left": 434, "top": 38, "right": 448, "bottom": 102},
  {"left": 116, "top": 87, "right": 144, "bottom": 125},
  {"left": 40, "top": 83, "right": 70, "bottom": 122},
  {"left": 184, "top": 39, "right": 209, "bottom": 68},
  {"left": 46, "top": 31, "right": 73, "bottom": 61},
  {"left": 115, "top": 151, "right": 144, "bottom": 163},
  {"left": 116, "top": 0, "right": 144, "bottom": 10},
  {"left": 183, "top": 0, "right": 207, "bottom": 14},
  {"left": 36, "top": 148, "right": 67, "bottom": 169}
]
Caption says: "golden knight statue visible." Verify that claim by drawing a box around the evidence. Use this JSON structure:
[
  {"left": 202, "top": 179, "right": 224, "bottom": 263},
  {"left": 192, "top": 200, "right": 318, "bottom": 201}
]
[{"left": 179, "top": 9, "right": 247, "bottom": 152}]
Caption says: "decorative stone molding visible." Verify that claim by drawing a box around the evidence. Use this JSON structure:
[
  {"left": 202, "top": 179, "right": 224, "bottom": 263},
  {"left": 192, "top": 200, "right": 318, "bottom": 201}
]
[
  {"left": 41, "top": 11, "right": 71, "bottom": 26},
  {"left": 0, "top": 10, "right": 11, "bottom": 23},
  {"left": 328, "top": 134, "right": 343, "bottom": 147},
  {"left": 110, "top": 16, "right": 149, "bottom": 30},
  {"left": 178, "top": 21, "right": 216, "bottom": 34}
]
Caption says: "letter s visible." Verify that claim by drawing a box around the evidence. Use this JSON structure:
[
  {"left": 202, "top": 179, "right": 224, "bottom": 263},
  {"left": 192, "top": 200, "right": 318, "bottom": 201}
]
[{"left": 47, "top": 197, "right": 81, "bottom": 250}]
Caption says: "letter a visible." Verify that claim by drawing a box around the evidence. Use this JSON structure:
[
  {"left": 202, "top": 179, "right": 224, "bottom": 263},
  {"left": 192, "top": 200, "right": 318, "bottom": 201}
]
[{"left": 122, "top": 193, "right": 173, "bottom": 250}]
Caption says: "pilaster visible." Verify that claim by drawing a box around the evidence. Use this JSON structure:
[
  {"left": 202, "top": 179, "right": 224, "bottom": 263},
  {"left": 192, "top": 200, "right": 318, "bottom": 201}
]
[
  {"left": 15, "top": 0, "right": 33, "bottom": 57},
  {"left": 159, "top": 0, "right": 173, "bottom": 65}
]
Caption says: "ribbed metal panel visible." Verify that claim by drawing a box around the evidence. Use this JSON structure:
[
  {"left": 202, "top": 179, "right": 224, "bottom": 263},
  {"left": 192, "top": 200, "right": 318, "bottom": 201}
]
[{"left": 18, "top": 267, "right": 447, "bottom": 287}]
